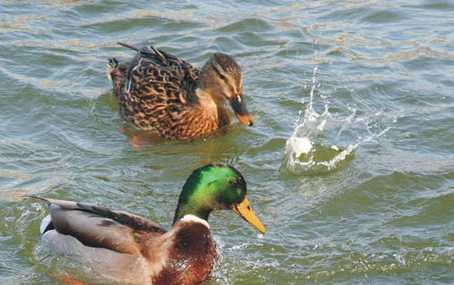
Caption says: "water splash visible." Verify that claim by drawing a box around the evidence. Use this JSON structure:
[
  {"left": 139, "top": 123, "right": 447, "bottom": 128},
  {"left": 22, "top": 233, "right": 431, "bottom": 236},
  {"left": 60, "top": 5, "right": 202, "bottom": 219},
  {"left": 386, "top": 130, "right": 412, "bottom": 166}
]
[{"left": 283, "top": 67, "right": 392, "bottom": 175}]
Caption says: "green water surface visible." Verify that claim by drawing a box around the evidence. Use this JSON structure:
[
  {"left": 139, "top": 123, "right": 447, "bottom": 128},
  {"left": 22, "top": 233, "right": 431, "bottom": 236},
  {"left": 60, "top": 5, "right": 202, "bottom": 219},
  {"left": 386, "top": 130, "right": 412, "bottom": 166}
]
[{"left": 0, "top": 1, "right": 453, "bottom": 284}]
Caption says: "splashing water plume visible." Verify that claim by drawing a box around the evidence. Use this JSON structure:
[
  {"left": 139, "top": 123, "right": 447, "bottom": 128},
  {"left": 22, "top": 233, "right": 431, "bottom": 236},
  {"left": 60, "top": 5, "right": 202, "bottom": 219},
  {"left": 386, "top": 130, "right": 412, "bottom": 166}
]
[{"left": 283, "top": 67, "right": 391, "bottom": 175}]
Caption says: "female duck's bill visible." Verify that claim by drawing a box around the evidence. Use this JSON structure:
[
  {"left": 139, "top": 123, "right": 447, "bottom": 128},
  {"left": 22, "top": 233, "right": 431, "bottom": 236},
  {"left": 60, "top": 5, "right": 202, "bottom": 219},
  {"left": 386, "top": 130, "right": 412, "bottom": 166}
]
[
  {"left": 29, "top": 163, "right": 265, "bottom": 285},
  {"left": 230, "top": 95, "right": 254, "bottom": 126}
]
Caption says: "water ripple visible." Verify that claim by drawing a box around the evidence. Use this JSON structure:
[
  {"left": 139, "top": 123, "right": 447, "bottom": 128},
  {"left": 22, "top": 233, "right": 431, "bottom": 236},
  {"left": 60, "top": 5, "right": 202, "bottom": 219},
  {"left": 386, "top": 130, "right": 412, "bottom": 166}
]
[{"left": 1, "top": 0, "right": 454, "bottom": 284}]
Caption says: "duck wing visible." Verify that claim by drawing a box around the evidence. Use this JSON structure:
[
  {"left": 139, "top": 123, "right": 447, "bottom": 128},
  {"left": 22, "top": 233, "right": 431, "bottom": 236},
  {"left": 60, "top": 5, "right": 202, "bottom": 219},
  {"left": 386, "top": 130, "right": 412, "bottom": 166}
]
[
  {"left": 119, "top": 42, "right": 199, "bottom": 105},
  {"left": 31, "top": 196, "right": 166, "bottom": 255}
]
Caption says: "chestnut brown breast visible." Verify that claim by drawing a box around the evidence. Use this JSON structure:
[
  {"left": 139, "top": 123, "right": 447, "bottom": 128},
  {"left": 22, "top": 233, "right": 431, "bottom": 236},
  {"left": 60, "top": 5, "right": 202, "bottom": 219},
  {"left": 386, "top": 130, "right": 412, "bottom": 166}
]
[{"left": 152, "top": 222, "right": 218, "bottom": 285}]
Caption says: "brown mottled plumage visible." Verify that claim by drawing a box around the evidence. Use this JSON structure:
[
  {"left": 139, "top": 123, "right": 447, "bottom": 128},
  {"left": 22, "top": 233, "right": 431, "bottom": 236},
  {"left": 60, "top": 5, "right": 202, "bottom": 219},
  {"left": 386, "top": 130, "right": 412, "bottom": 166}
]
[{"left": 107, "top": 42, "right": 254, "bottom": 140}]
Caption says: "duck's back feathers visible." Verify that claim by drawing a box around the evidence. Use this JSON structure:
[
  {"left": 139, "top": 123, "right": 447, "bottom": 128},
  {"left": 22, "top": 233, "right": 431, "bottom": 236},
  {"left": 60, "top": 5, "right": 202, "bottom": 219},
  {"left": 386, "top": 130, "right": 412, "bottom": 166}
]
[
  {"left": 122, "top": 43, "right": 199, "bottom": 104},
  {"left": 37, "top": 197, "right": 166, "bottom": 232},
  {"left": 108, "top": 43, "right": 229, "bottom": 140},
  {"left": 32, "top": 196, "right": 166, "bottom": 255}
]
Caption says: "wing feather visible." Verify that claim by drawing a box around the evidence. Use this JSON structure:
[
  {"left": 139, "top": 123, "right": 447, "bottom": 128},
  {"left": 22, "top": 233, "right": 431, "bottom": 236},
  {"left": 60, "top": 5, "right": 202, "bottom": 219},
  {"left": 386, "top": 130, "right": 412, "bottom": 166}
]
[
  {"left": 30, "top": 196, "right": 166, "bottom": 255},
  {"left": 122, "top": 44, "right": 199, "bottom": 104}
]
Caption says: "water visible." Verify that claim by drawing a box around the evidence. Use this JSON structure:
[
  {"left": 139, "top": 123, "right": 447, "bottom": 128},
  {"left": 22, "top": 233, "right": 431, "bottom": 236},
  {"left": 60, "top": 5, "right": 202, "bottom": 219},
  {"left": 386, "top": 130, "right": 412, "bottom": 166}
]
[{"left": 1, "top": 0, "right": 453, "bottom": 284}]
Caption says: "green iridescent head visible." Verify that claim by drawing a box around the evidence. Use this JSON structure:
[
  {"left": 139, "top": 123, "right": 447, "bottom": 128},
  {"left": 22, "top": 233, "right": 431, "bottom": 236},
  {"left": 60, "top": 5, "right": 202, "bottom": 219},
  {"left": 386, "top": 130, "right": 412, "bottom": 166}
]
[{"left": 173, "top": 163, "right": 266, "bottom": 234}]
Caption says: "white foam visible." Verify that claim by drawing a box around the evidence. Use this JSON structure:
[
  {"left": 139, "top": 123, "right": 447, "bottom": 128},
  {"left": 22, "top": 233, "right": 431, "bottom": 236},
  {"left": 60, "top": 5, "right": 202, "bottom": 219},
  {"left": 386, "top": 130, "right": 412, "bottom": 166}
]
[
  {"left": 288, "top": 136, "right": 312, "bottom": 157},
  {"left": 283, "top": 65, "right": 395, "bottom": 175},
  {"left": 181, "top": 214, "right": 210, "bottom": 228},
  {"left": 284, "top": 66, "right": 356, "bottom": 174}
]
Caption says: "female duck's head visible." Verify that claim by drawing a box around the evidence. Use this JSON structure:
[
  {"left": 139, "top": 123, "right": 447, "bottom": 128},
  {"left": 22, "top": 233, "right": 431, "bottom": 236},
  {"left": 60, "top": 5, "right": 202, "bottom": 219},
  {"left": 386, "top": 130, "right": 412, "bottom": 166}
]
[
  {"left": 197, "top": 54, "right": 254, "bottom": 126},
  {"left": 173, "top": 163, "right": 265, "bottom": 234}
]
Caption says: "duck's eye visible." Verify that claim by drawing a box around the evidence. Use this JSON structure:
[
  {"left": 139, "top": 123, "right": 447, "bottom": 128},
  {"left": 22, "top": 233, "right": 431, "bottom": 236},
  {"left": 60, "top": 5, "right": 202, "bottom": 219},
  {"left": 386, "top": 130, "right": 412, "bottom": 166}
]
[
  {"left": 218, "top": 73, "right": 226, "bottom": 81},
  {"left": 230, "top": 179, "right": 240, "bottom": 187},
  {"left": 212, "top": 62, "right": 227, "bottom": 81}
]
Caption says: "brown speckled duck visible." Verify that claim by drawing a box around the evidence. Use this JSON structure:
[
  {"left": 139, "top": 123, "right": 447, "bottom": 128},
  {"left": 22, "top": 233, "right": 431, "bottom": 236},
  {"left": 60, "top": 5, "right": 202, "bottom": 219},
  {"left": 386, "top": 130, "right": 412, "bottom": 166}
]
[
  {"left": 107, "top": 42, "right": 254, "bottom": 140},
  {"left": 31, "top": 164, "right": 265, "bottom": 285}
]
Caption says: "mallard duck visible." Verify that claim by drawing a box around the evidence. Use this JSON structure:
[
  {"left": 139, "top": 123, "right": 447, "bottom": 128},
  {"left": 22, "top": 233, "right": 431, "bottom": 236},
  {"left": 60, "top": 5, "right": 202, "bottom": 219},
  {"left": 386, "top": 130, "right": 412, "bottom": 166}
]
[
  {"left": 107, "top": 42, "right": 254, "bottom": 140},
  {"left": 31, "top": 164, "right": 265, "bottom": 285}
]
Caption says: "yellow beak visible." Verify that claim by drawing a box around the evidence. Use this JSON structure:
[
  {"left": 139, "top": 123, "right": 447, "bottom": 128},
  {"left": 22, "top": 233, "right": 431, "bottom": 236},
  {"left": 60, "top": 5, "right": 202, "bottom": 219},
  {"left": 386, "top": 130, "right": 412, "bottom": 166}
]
[{"left": 232, "top": 196, "right": 266, "bottom": 234}]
